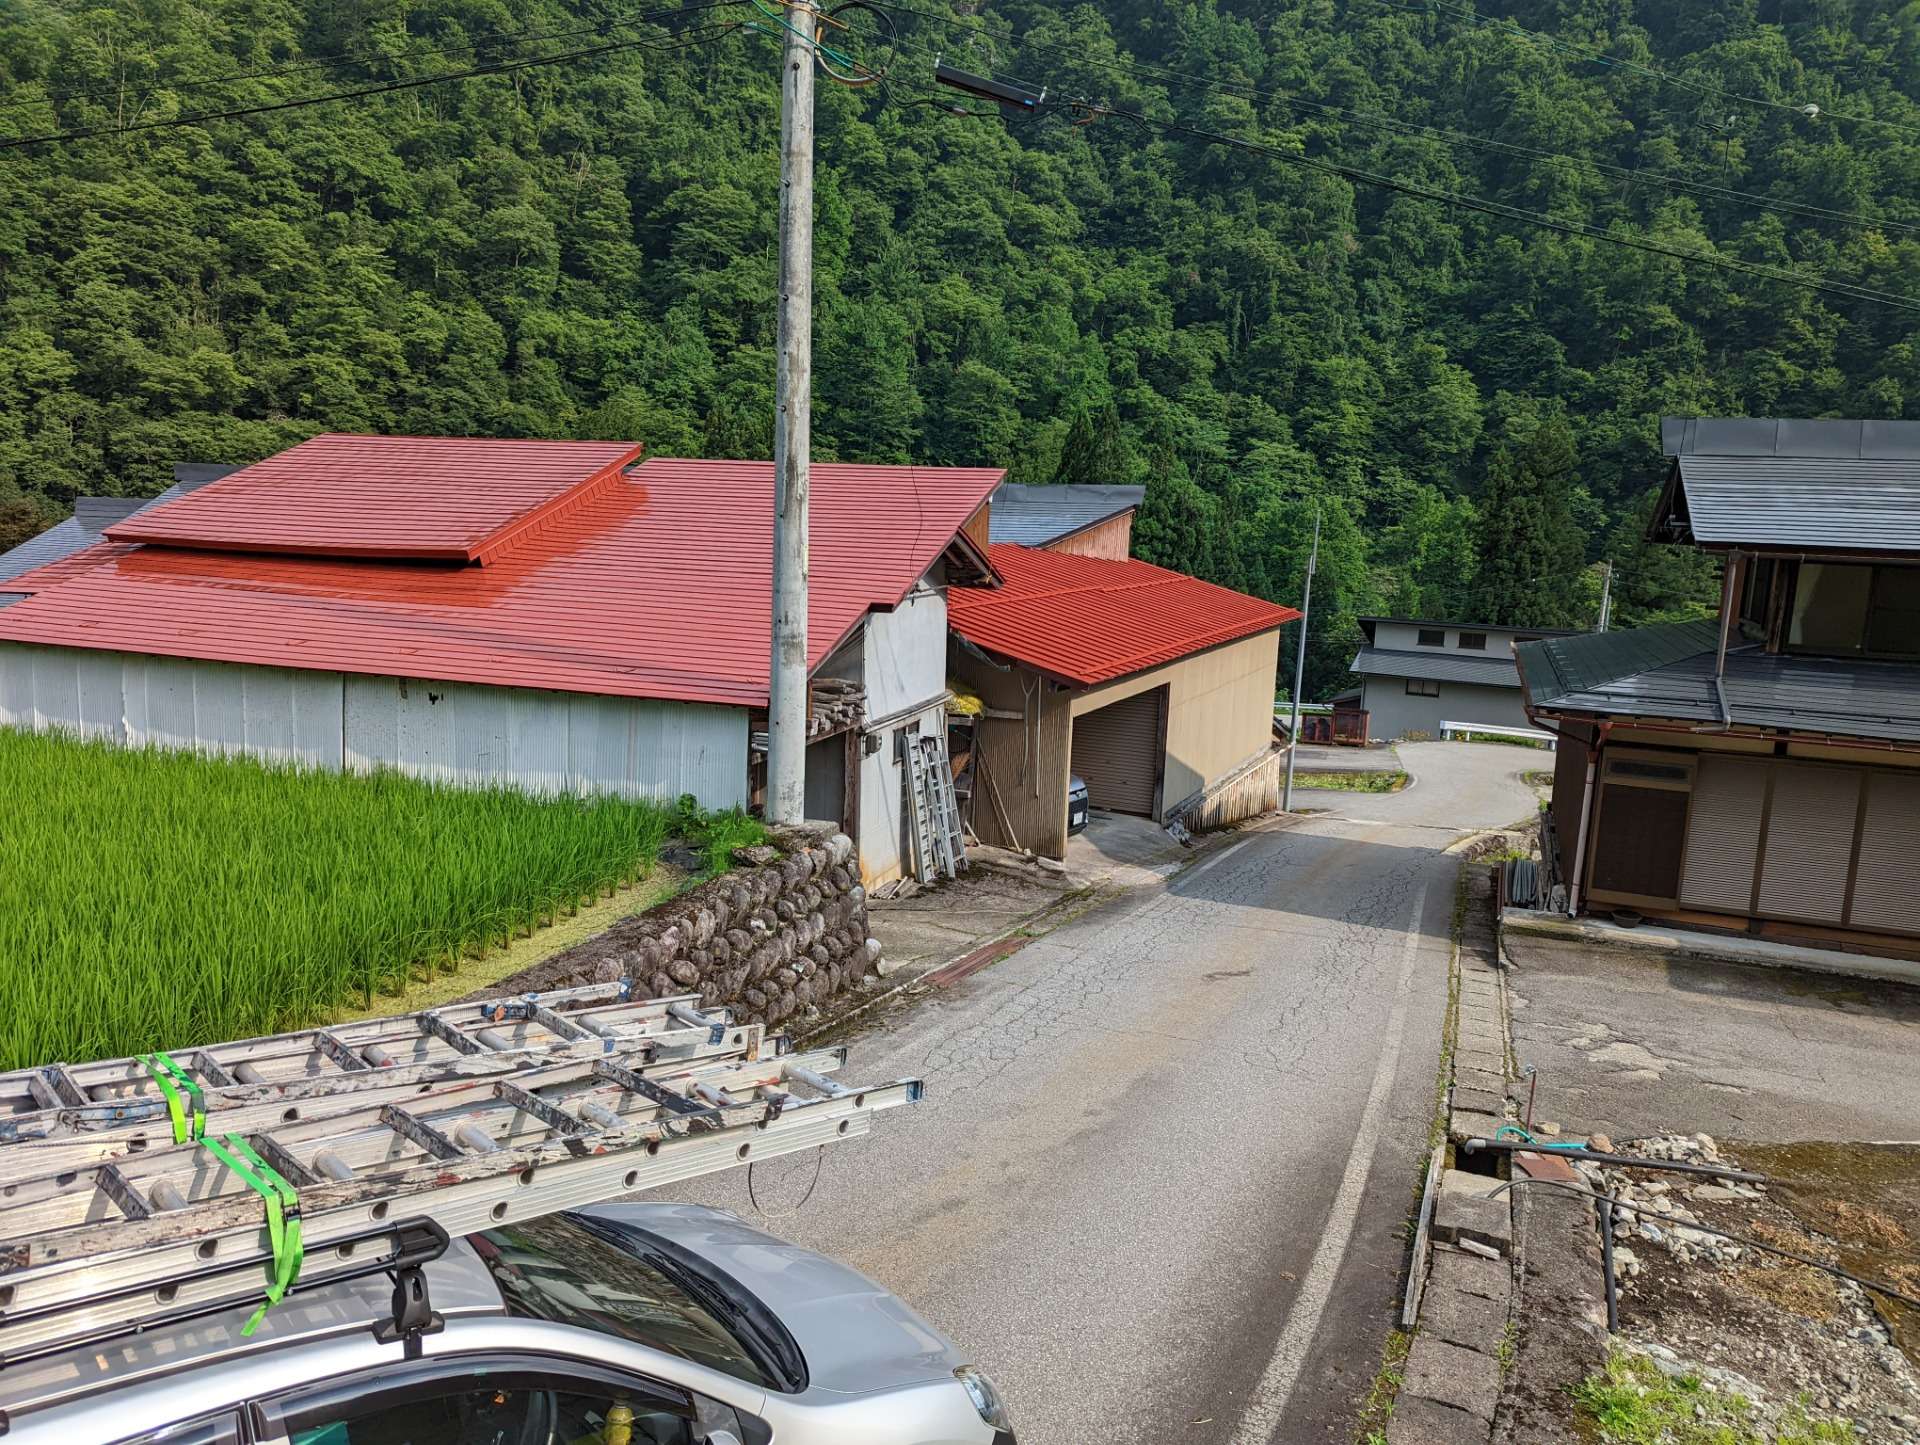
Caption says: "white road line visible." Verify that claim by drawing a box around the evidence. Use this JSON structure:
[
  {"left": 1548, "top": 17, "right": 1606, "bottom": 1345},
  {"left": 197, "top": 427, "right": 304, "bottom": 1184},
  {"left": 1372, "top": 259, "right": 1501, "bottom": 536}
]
[
  {"left": 1174, "top": 835, "right": 1256, "bottom": 886},
  {"left": 1229, "top": 882, "right": 1432, "bottom": 1445}
]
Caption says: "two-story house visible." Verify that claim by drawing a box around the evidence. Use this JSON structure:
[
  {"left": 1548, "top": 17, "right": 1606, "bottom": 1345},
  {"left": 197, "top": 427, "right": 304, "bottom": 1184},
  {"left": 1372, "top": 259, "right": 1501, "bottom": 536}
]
[
  {"left": 1350, "top": 616, "right": 1576, "bottom": 741},
  {"left": 1517, "top": 416, "right": 1920, "bottom": 947}
]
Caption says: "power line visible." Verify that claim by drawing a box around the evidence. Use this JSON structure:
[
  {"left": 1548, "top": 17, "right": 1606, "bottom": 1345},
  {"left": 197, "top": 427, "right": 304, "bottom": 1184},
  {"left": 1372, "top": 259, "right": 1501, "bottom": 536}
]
[
  {"left": 1357, "top": 0, "right": 1920, "bottom": 139},
  {"left": 0, "top": 2, "right": 750, "bottom": 117},
  {"left": 1081, "top": 104, "right": 1920, "bottom": 314},
  {"left": 0, "top": 17, "right": 745, "bottom": 152},
  {"left": 866, "top": 3, "right": 1920, "bottom": 237}
]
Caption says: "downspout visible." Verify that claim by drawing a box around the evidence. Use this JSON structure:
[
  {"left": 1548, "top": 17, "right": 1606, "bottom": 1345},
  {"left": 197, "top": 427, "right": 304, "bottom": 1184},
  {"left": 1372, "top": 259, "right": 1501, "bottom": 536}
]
[
  {"left": 1702, "top": 550, "right": 1743, "bottom": 732},
  {"left": 1565, "top": 720, "right": 1612, "bottom": 919}
]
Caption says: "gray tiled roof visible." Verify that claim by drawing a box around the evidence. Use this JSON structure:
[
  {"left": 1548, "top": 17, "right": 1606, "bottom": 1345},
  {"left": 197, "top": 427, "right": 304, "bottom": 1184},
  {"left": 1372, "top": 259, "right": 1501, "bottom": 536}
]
[
  {"left": 0, "top": 464, "right": 241, "bottom": 588},
  {"left": 1657, "top": 417, "right": 1920, "bottom": 552},
  {"left": 1351, "top": 646, "right": 1522, "bottom": 688},
  {"left": 1518, "top": 620, "right": 1920, "bottom": 743},
  {"left": 989, "top": 483, "right": 1144, "bottom": 546}
]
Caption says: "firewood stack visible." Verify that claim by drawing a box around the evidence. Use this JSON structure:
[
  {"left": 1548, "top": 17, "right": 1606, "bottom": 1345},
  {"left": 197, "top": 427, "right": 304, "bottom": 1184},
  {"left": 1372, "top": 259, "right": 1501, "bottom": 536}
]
[{"left": 808, "top": 678, "right": 866, "bottom": 738}]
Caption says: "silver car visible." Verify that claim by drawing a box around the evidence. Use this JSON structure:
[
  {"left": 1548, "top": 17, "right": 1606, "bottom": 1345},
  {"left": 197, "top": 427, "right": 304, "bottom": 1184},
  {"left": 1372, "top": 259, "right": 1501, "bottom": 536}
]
[{"left": 0, "top": 1202, "right": 1015, "bottom": 1445}]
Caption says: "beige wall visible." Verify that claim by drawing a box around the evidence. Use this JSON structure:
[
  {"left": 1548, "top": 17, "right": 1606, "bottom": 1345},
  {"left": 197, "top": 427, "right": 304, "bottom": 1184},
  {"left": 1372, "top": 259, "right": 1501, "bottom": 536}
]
[
  {"left": 1044, "top": 512, "right": 1133, "bottom": 561},
  {"left": 953, "top": 627, "right": 1283, "bottom": 859},
  {"left": 1071, "top": 628, "right": 1282, "bottom": 817}
]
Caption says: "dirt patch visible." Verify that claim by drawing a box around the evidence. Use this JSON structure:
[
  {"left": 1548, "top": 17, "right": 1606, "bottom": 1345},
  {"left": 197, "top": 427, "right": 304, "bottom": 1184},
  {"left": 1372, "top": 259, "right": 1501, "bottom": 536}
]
[{"left": 1575, "top": 1137, "right": 1920, "bottom": 1442}]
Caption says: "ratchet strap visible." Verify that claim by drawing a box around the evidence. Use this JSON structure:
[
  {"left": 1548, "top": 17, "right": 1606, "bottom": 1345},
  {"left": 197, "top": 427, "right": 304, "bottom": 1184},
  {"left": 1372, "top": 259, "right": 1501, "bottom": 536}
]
[
  {"left": 139, "top": 1052, "right": 206, "bottom": 1144},
  {"left": 201, "top": 1133, "right": 304, "bottom": 1334}
]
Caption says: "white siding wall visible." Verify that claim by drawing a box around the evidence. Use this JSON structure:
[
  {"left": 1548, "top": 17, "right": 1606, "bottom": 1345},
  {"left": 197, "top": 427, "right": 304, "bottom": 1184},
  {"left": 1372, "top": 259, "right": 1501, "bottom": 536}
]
[
  {"left": 856, "top": 699, "right": 947, "bottom": 886},
  {"left": 854, "top": 586, "right": 951, "bottom": 885},
  {"left": 0, "top": 642, "right": 747, "bottom": 808},
  {"left": 1359, "top": 676, "right": 1531, "bottom": 740}
]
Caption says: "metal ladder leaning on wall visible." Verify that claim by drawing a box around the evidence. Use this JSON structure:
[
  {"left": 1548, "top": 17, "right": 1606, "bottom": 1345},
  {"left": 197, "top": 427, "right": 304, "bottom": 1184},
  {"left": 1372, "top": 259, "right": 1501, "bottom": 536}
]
[
  {"left": 902, "top": 730, "right": 967, "bottom": 884},
  {"left": 0, "top": 981, "right": 922, "bottom": 1372}
]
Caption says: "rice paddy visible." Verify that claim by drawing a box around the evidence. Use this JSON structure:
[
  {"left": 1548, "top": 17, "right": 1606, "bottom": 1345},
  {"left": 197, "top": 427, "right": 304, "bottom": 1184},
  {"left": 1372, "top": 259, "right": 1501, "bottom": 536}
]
[{"left": 0, "top": 729, "right": 724, "bottom": 1069}]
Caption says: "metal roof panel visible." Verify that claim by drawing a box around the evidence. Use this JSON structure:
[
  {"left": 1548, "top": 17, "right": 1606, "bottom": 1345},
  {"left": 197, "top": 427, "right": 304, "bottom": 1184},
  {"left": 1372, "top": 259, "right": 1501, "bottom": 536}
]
[
  {"left": 106, "top": 435, "right": 645, "bottom": 563},
  {"left": 0, "top": 455, "right": 1005, "bottom": 707},
  {"left": 1350, "top": 646, "right": 1523, "bottom": 687},
  {"left": 1676, "top": 454, "right": 1920, "bottom": 550},
  {"left": 948, "top": 544, "right": 1295, "bottom": 686},
  {"left": 987, "top": 483, "right": 1144, "bottom": 547}
]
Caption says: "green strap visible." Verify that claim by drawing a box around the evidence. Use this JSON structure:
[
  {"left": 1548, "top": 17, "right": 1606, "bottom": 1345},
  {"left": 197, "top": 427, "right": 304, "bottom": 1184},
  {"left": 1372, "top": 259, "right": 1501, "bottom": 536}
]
[
  {"left": 201, "top": 1133, "right": 304, "bottom": 1335},
  {"left": 140, "top": 1052, "right": 206, "bottom": 1144}
]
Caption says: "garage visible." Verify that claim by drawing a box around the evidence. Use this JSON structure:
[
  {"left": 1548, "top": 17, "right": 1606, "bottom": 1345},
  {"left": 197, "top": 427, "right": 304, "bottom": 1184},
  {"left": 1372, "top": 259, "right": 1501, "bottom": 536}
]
[{"left": 1070, "top": 686, "right": 1166, "bottom": 816}]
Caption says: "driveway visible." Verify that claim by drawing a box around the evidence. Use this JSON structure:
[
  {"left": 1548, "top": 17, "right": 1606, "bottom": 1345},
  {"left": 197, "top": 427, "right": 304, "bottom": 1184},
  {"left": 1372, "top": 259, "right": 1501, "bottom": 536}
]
[
  {"left": 1506, "top": 932, "right": 1920, "bottom": 1143},
  {"left": 1292, "top": 740, "right": 1547, "bottom": 832},
  {"left": 665, "top": 746, "right": 1540, "bottom": 1442}
]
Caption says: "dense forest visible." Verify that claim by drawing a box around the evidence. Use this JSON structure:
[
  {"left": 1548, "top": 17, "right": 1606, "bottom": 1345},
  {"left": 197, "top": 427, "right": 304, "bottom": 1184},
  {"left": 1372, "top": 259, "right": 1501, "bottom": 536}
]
[{"left": 3, "top": 0, "right": 1917, "bottom": 696}]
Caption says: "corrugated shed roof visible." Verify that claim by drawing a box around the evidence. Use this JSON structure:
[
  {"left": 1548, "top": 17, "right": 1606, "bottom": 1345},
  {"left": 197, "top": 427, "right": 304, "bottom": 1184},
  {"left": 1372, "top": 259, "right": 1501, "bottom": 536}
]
[
  {"left": 107, "top": 435, "right": 645, "bottom": 563},
  {"left": 1350, "top": 647, "right": 1523, "bottom": 688},
  {"left": 1673, "top": 453, "right": 1920, "bottom": 552},
  {"left": 0, "top": 454, "right": 1005, "bottom": 708},
  {"left": 0, "top": 464, "right": 235, "bottom": 604},
  {"left": 988, "top": 483, "right": 1144, "bottom": 546},
  {"left": 1662, "top": 417, "right": 1920, "bottom": 459},
  {"left": 947, "top": 544, "right": 1297, "bottom": 686},
  {"left": 1517, "top": 620, "right": 1920, "bottom": 742}
]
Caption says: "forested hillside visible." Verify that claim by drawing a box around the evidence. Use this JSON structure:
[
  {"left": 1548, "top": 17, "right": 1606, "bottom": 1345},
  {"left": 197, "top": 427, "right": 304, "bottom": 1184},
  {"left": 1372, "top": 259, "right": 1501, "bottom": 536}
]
[{"left": 4, "top": 0, "right": 1918, "bottom": 695}]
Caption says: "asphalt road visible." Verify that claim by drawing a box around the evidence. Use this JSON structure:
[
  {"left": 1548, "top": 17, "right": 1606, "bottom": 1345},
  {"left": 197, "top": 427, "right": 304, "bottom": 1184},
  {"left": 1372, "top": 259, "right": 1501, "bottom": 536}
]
[{"left": 669, "top": 743, "right": 1540, "bottom": 1444}]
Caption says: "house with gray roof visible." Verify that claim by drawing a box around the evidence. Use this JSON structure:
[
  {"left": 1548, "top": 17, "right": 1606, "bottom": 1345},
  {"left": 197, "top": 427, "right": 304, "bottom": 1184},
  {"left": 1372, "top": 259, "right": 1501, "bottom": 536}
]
[
  {"left": 1350, "top": 616, "right": 1576, "bottom": 740},
  {"left": 1518, "top": 416, "right": 1920, "bottom": 947},
  {"left": 986, "top": 483, "right": 1143, "bottom": 560},
  {"left": 0, "top": 466, "right": 239, "bottom": 608}
]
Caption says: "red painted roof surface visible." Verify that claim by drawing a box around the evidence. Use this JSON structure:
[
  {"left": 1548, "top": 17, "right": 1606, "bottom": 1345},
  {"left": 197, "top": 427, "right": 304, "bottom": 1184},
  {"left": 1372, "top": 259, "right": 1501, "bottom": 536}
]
[
  {"left": 947, "top": 544, "right": 1299, "bottom": 686},
  {"left": 105, "top": 435, "right": 645, "bottom": 563},
  {"left": 0, "top": 451, "right": 1004, "bottom": 707}
]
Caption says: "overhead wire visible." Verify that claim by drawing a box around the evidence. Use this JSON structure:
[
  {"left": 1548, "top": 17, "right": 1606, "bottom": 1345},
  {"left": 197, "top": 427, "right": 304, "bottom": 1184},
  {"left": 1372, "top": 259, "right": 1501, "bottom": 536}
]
[
  {"left": 863, "top": 4, "right": 1920, "bottom": 237},
  {"left": 0, "top": 0, "right": 750, "bottom": 117},
  {"left": 1355, "top": 0, "right": 1920, "bottom": 140},
  {"left": 0, "top": 13, "right": 749, "bottom": 151}
]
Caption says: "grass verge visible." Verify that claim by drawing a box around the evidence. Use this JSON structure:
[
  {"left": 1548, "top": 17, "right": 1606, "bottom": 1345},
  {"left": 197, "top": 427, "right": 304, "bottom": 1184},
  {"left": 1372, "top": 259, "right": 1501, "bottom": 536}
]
[
  {"left": 0, "top": 730, "right": 762, "bottom": 1067},
  {"left": 1573, "top": 1348, "right": 1855, "bottom": 1443},
  {"left": 1298, "top": 770, "right": 1410, "bottom": 794}
]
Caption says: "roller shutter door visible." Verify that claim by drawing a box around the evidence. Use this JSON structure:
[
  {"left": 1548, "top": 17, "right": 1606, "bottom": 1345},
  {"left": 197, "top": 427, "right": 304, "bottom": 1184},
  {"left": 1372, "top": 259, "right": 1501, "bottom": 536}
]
[
  {"left": 1071, "top": 688, "right": 1165, "bottom": 817},
  {"left": 1680, "top": 756, "right": 1768, "bottom": 914},
  {"left": 1755, "top": 764, "right": 1862, "bottom": 925},
  {"left": 1846, "top": 772, "right": 1920, "bottom": 934}
]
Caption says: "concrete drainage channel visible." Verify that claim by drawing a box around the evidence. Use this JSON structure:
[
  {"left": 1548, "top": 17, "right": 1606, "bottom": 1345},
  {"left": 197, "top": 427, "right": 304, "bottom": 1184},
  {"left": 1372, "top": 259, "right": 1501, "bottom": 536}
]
[{"left": 1388, "top": 862, "right": 1521, "bottom": 1444}]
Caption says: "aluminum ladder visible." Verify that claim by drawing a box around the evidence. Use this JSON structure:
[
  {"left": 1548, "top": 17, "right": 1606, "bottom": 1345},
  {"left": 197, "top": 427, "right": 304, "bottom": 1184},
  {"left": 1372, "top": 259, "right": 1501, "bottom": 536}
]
[
  {"left": 903, "top": 731, "right": 965, "bottom": 883},
  {"left": 0, "top": 981, "right": 921, "bottom": 1370}
]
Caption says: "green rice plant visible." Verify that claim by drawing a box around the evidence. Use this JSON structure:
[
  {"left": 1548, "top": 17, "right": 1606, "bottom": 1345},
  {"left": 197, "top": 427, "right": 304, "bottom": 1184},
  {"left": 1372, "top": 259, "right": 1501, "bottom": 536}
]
[{"left": 0, "top": 729, "right": 681, "bottom": 1069}]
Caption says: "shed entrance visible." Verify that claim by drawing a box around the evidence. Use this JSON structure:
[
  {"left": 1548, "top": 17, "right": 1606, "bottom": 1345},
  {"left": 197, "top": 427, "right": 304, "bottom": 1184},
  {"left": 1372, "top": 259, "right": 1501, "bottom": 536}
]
[{"left": 1071, "top": 686, "right": 1166, "bottom": 818}]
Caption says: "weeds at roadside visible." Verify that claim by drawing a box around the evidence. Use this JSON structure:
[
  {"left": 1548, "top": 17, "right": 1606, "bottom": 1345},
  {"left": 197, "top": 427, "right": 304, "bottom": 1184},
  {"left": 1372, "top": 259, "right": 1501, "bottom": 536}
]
[
  {"left": 1572, "top": 1348, "right": 1856, "bottom": 1443},
  {"left": 1352, "top": 1330, "right": 1411, "bottom": 1444},
  {"left": 1298, "top": 770, "right": 1410, "bottom": 794}
]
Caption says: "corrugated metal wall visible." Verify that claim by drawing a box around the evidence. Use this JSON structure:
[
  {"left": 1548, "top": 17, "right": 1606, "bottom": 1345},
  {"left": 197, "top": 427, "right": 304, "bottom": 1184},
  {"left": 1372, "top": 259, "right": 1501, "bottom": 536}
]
[
  {"left": 1849, "top": 773, "right": 1920, "bottom": 932},
  {"left": 0, "top": 642, "right": 747, "bottom": 807},
  {"left": 1679, "top": 755, "right": 1768, "bottom": 913},
  {"left": 1044, "top": 513, "right": 1133, "bottom": 561},
  {"left": 1753, "top": 763, "right": 1860, "bottom": 924}
]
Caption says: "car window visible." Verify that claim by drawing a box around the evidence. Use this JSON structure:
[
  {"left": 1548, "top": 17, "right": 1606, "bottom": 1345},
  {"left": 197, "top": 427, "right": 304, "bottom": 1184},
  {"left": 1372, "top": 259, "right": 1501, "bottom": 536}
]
[
  {"left": 119, "top": 1414, "right": 243, "bottom": 1445},
  {"left": 471, "top": 1215, "right": 772, "bottom": 1388},
  {"left": 272, "top": 1361, "right": 758, "bottom": 1445}
]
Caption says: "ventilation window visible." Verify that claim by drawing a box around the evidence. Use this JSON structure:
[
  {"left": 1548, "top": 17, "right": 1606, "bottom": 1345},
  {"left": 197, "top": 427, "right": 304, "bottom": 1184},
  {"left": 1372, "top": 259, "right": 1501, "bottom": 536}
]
[
  {"left": 1417, "top": 628, "right": 1445, "bottom": 647},
  {"left": 1457, "top": 631, "right": 1487, "bottom": 651},
  {"left": 1406, "top": 678, "right": 1441, "bottom": 698}
]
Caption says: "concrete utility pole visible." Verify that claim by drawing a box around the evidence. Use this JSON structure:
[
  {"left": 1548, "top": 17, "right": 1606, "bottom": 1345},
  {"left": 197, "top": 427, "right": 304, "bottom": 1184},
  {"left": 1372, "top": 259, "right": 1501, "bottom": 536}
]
[
  {"left": 1596, "top": 560, "right": 1614, "bottom": 634},
  {"left": 767, "top": 0, "right": 816, "bottom": 825},
  {"left": 1281, "top": 507, "right": 1319, "bottom": 813}
]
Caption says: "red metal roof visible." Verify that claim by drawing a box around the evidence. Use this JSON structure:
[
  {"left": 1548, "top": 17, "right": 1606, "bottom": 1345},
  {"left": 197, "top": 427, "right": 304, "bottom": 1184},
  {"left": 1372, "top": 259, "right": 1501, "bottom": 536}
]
[
  {"left": 105, "top": 435, "right": 645, "bottom": 563},
  {"left": 947, "top": 544, "right": 1299, "bottom": 686},
  {"left": 0, "top": 449, "right": 1004, "bottom": 708}
]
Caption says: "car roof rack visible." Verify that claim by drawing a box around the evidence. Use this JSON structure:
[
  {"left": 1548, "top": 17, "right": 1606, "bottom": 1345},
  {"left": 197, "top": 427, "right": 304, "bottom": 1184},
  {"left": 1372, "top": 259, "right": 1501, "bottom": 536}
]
[{"left": 0, "top": 981, "right": 922, "bottom": 1375}]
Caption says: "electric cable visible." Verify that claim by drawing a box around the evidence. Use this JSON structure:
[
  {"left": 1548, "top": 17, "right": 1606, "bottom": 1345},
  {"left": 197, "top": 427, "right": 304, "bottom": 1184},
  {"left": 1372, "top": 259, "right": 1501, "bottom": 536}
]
[{"left": 866, "top": 10, "right": 1920, "bottom": 237}]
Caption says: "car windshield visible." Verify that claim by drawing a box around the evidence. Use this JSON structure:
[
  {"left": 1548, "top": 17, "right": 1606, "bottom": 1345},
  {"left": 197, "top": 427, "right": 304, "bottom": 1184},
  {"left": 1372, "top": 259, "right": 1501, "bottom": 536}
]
[{"left": 471, "top": 1214, "right": 772, "bottom": 1388}]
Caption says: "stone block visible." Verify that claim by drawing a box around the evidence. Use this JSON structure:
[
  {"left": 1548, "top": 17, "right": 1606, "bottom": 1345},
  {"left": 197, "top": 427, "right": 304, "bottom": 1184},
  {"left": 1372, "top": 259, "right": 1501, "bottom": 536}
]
[
  {"left": 1448, "top": 1108, "right": 1504, "bottom": 1146},
  {"left": 1453, "top": 1067, "right": 1506, "bottom": 1097},
  {"left": 1433, "top": 1169, "right": 1513, "bottom": 1256},
  {"left": 1400, "top": 1337, "right": 1502, "bottom": 1423},
  {"left": 1385, "top": 1394, "right": 1489, "bottom": 1445},
  {"left": 1419, "top": 1276, "right": 1509, "bottom": 1353},
  {"left": 1429, "top": 1245, "right": 1510, "bottom": 1302},
  {"left": 1452, "top": 1085, "right": 1505, "bottom": 1116},
  {"left": 1454, "top": 1048, "right": 1506, "bottom": 1076}
]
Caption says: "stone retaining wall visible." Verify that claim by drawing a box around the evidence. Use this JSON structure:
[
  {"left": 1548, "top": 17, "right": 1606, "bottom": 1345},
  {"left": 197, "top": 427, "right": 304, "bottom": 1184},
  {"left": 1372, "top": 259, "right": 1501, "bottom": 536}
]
[{"left": 471, "top": 826, "right": 881, "bottom": 1028}]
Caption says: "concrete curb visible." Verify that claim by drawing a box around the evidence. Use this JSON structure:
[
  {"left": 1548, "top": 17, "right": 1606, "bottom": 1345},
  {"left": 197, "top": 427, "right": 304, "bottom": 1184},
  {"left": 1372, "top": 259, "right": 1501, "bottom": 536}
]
[{"left": 1501, "top": 908, "right": 1920, "bottom": 990}]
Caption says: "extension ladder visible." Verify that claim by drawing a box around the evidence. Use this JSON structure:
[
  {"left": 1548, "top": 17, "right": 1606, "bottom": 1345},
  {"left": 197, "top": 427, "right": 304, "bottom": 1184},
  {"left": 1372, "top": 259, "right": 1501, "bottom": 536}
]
[
  {"left": 903, "top": 731, "right": 966, "bottom": 883},
  {"left": 0, "top": 982, "right": 922, "bottom": 1370}
]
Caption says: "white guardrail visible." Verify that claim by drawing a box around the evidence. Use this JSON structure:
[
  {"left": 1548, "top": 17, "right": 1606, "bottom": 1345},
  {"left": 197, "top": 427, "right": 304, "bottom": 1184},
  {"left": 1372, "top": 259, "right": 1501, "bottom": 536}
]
[{"left": 1440, "top": 720, "right": 1557, "bottom": 748}]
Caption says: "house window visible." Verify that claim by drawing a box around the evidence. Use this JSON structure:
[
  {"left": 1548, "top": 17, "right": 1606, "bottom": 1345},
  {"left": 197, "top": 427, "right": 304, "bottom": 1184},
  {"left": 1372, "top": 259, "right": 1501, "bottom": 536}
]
[
  {"left": 1739, "top": 557, "right": 1777, "bottom": 634},
  {"left": 1457, "top": 631, "right": 1487, "bottom": 651},
  {"left": 1406, "top": 678, "right": 1441, "bottom": 697},
  {"left": 1416, "top": 628, "right": 1446, "bottom": 647},
  {"left": 1788, "top": 563, "right": 1920, "bottom": 660}
]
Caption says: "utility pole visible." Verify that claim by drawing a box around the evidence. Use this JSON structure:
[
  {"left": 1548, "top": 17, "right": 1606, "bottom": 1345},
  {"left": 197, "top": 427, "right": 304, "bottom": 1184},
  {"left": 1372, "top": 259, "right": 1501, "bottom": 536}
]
[
  {"left": 767, "top": 0, "right": 816, "bottom": 825},
  {"left": 1596, "top": 560, "right": 1614, "bottom": 634},
  {"left": 1281, "top": 508, "right": 1319, "bottom": 813}
]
